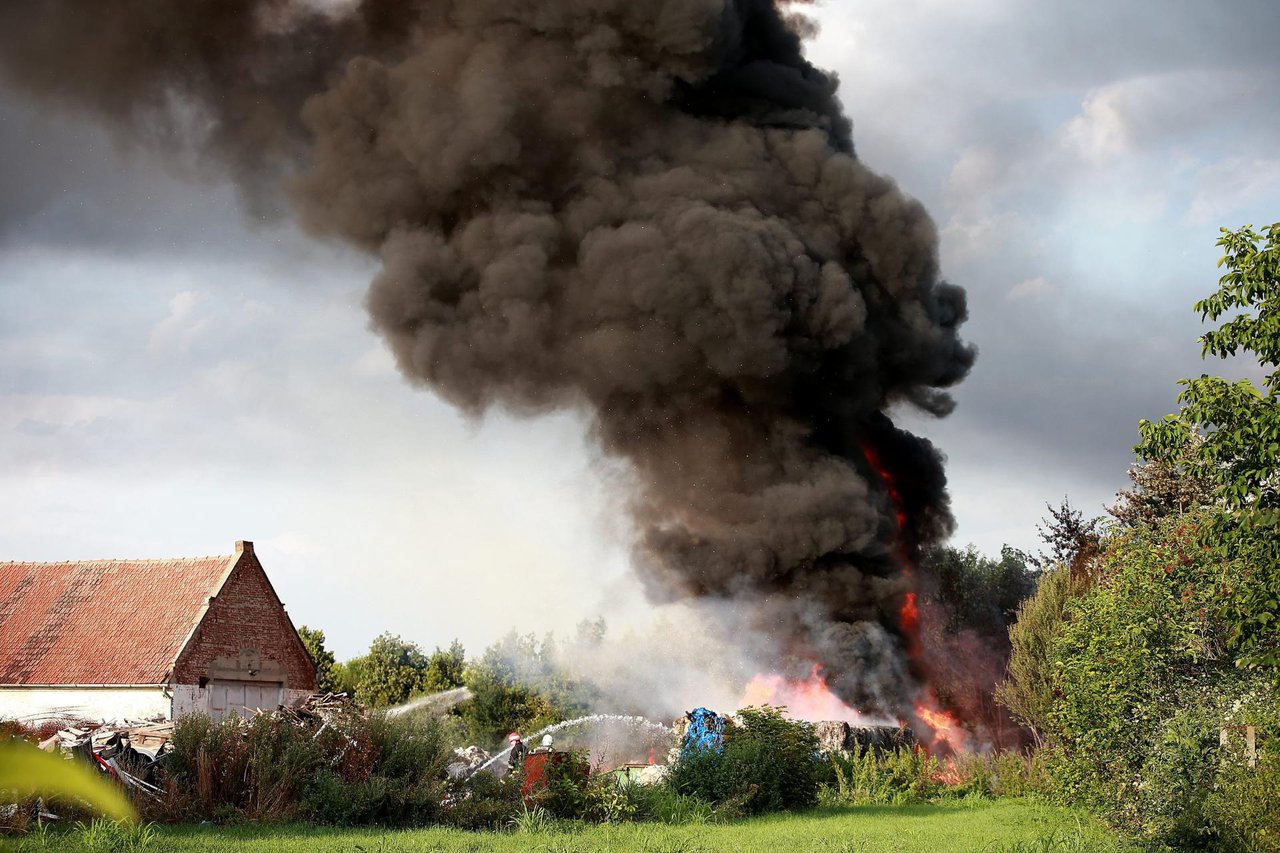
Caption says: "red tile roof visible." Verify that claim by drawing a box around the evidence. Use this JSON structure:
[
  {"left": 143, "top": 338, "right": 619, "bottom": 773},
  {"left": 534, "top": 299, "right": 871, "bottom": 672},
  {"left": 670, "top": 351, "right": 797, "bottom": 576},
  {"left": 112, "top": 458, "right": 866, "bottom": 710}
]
[{"left": 0, "top": 555, "right": 236, "bottom": 685}]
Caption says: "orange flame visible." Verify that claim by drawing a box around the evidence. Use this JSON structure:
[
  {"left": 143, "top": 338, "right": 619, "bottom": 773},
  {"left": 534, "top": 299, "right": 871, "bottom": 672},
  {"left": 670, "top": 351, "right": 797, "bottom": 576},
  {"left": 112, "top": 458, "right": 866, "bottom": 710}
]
[
  {"left": 860, "top": 442, "right": 908, "bottom": 532},
  {"left": 740, "top": 663, "right": 875, "bottom": 725},
  {"left": 862, "top": 440, "right": 972, "bottom": 756},
  {"left": 913, "top": 698, "right": 968, "bottom": 754},
  {"left": 899, "top": 591, "right": 919, "bottom": 634}
]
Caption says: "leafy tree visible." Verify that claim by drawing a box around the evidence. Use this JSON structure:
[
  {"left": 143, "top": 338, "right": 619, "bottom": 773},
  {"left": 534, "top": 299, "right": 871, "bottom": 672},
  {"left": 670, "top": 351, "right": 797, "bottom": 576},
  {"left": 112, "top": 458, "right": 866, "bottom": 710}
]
[
  {"left": 921, "top": 543, "right": 1037, "bottom": 638},
  {"left": 462, "top": 663, "right": 556, "bottom": 747},
  {"left": 422, "top": 640, "right": 467, "bottom": 694},
  {"left": 1109, "top": 433, "right": 1215, "bottom": 528},
  {"left": 355, "top": 633, "right": 431, "bottom": 708},
  {"left": 296, "top": 625, "right": 337, "bottom": 694},
  {"left": 459, "top": 630, "right": 599, "bottom": 746},
  {"left": 328, "top": 655, "right": 367, "bottom": 698},
  {"left": 1137, "top": 222, "right": 1280, "bottom": 671},
  {"left": 994, "top": 566, "right": 1081, "bottom": 745},
  {"left": 1044, "top": 515, "right": 1262, "bottom": 843},
  {"left": 1036, "top": 498, "right": 1103, "bottom": 580},
  {"left": 574, "top": 617, "right": 607, "bottom": 647}
]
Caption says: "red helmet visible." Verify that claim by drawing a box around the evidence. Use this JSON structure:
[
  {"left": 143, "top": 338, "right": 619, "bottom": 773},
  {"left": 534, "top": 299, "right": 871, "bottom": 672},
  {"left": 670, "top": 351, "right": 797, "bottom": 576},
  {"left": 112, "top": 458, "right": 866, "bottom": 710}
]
[{"left": 507, "top": 732, "right": 522, "bottom": 743}]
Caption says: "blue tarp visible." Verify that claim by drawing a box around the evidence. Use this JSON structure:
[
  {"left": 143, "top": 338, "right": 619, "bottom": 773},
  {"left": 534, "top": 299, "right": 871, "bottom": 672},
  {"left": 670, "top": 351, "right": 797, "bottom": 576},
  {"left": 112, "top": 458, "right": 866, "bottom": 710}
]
[{"left": 681, "top": 707, "right": 726, "bottom": 756}]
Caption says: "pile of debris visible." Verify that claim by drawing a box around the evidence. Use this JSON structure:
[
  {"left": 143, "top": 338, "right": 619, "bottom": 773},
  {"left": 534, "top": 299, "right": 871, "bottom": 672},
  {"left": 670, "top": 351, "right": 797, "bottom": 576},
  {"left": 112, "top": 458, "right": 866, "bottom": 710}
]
[
  {"left": 815, "top": 720, "right": 916, "bottom": 757},
  {"left": 446, "top": 746, "right": 492, "bottom": 780},
  {"left": 37, "top": 720, "right": 174, "bottom": 798},
  {"left": 31, "top": 693, "right": 361, "bottom": 796},
  {"left": 276, "top": 691, "right": 357, "bottom": 725}
]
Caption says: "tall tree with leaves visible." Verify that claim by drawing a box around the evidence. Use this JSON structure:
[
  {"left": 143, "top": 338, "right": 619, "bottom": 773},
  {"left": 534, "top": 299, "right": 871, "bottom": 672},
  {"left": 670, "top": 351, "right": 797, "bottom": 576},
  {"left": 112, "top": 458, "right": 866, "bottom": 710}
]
[
  {"left": 422, "top": 640, "right": 467, "bottom": 694},
  {"left": 1109, "top": 432, "right": 1216, "bottom": 528},
  {"left": 297, "top": 625, "right": 337, "bottom": 694},
  {"left": 1137, "top": 222, "right": 1280, "bottom": 671},
  {"left": 1037, "top": 498, "right": 1103, "bottom": 581},
  {"left": 356, "top": 633, "right": 431, "bottom": 708}
]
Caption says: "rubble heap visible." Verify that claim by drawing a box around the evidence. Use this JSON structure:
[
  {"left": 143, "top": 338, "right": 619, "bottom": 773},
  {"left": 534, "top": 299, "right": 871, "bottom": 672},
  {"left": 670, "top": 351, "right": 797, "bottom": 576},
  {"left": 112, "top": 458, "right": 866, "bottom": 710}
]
[
  {"left": 31, "top": 692, "right": 361, "bottom": 797},
  {"left": 446, "top": 746, "right": 492, "bottom": 780},
  {"left": 814, "top": 720, "right": 916, "bottom": 757},
  {"left": 275, "top": 691, "right": 358, "bottom": 726}
]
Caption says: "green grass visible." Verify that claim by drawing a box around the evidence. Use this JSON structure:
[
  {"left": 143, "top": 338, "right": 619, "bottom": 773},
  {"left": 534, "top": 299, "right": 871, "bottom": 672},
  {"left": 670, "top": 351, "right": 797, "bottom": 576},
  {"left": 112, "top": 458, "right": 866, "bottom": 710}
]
[{"left": 14, "top": 799, "right": 1129, "bottom": 852}]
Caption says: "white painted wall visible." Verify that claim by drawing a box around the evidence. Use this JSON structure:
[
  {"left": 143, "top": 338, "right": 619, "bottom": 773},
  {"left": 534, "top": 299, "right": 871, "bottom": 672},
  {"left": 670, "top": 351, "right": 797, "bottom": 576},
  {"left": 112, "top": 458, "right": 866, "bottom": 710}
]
[
  {"left": 0, "top": 686, "right": 170, "bottom": 724},
  {"left": 172, "top": 684, "right": 312, "bottom": 718}
]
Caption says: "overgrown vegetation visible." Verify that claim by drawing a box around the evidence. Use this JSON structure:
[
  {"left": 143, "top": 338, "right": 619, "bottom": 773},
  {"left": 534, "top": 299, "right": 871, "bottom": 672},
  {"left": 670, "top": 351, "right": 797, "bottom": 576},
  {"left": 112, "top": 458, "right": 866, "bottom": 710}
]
[
  {"left": 994, "top": 223, "right": 1280, "bottom": 850},
  {"left": 667, "top": 707, "right": 821, "bottom": 816},
  {"left": 144, "top": 710, "right": 454, "bottom": 827},
  {"left": 823, "top": 747, "right": 1048, "bottom": 806}
]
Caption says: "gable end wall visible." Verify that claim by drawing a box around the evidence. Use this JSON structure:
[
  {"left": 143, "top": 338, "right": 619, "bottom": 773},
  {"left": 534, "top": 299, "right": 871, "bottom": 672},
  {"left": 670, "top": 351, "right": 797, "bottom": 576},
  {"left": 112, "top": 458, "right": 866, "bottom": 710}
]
[{"left": 171, "top": 552, "right": 316, "bottom": 716}]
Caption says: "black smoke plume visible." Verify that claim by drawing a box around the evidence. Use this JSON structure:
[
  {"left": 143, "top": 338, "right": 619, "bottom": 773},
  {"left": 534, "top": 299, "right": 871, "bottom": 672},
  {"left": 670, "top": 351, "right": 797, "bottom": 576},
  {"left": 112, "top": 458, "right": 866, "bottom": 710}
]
[{"left": 0, "top": 0, "right": 975, "bottom": 720}]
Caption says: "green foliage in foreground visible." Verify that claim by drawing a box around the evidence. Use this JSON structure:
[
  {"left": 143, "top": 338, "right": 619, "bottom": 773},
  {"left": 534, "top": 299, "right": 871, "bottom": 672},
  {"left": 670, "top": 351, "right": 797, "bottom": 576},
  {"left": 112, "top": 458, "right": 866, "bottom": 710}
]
[
  {"left": 667, "top": 706, "right": 821, "bottom": 815},
  {"left": 154, "top": 710, "right": 452, "bottom": 825},
  {"left": 13, "top": 800, "right": 1129, "bottom": 853},
  {"left": 1032, "top": 514, "right": 1280, "bottom": 849},
  {"left": 0, "top": 739, "right": 136, "bottom": 823},
  {"left": 1137, "top": 221, "right": 1280, "bottom": 672}
]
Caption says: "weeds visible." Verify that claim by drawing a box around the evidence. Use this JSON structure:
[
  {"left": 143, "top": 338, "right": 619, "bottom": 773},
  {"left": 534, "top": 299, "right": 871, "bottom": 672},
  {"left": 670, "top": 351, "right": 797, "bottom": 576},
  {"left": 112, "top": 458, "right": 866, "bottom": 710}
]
[
  {"left": 70, "top": 818, "right": 158, "bottom": 852},
  {"left": 510, "top": 804, "right": 556, "bottom": 834},
  {"left": 824, "top": 748, "right": 1050, "bottom": 806},
  {"left": 144, "top": 710, "right": 452, "bottom": 826}
]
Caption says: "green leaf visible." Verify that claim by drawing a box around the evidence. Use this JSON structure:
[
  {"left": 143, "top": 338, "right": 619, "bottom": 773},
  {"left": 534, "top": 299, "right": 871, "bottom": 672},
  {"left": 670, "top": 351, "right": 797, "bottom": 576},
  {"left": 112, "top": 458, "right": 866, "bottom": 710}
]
[{"left": 0, "top": 739, "right": 136, "bottom": 821}]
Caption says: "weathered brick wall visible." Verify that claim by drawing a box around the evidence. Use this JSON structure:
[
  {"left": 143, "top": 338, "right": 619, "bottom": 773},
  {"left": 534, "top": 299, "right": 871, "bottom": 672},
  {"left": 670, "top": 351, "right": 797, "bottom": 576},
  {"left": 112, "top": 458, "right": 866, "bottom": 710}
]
[{"left": 172, "top": 547, "right": 316, "bottom": 693}]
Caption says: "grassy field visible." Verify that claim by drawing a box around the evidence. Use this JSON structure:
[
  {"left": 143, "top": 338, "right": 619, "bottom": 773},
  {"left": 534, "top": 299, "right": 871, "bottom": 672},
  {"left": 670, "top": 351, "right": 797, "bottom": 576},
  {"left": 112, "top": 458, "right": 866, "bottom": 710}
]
[{"left": 16, "top": 799, "right": 1129, "bottom": 852}]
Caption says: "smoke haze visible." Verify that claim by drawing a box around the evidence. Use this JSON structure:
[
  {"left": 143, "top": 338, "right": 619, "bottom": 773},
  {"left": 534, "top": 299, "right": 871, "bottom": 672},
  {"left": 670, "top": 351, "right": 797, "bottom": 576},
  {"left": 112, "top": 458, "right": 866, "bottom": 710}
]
[{"left": 0, "top": 0, "right": 974, "bottom": 720}]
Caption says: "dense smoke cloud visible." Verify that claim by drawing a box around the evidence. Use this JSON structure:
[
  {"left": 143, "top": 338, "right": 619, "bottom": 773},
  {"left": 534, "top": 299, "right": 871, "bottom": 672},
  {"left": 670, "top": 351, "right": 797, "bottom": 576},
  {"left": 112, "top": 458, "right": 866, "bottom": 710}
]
[{"left": 0, "top": 0, "right": 974, "bottom": 718}]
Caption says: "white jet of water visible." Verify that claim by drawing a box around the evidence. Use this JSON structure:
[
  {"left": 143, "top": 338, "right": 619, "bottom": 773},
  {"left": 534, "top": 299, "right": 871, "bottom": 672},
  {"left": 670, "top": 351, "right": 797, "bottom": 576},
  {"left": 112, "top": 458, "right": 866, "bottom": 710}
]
[
  {"left": 385, "top": 686, "right": 473, "bottom": 718},
  {"left": 467, "top": 714, "right": 673, "bottom": 779}
]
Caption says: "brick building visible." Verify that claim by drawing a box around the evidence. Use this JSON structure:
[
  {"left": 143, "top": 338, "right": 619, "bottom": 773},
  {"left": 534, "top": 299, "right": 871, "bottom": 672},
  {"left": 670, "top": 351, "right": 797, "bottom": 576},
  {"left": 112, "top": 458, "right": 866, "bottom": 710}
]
[{"left": 0, "top": 540, "right": 317, "bottom": 724}]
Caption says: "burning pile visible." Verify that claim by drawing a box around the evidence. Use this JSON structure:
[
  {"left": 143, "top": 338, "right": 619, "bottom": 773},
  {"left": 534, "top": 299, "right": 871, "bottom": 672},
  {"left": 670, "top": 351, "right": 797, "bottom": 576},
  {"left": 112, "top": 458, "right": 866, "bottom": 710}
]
[{"left": 0, "top": 1, "right": 992, "bottom": 745}]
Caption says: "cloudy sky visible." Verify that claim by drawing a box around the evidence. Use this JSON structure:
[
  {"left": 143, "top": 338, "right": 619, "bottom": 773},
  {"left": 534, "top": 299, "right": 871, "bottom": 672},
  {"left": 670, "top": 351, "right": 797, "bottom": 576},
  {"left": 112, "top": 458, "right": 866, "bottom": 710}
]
[{"left": 2, "top": 0, "right": 1278, "bottom": 660}]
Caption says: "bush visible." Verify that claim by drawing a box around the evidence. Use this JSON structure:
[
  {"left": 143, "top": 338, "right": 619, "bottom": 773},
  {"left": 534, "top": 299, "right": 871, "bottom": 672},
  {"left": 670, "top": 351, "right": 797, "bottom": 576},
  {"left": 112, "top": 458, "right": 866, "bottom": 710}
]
[
  {"left": 629, "top": 785, "right": 715, "bottom": 824},
  {"left": 825, "top": 748, "right": 942, "bottom": 805},
  {"left": 995, "top": 565, "right": 1083, "bottom": 742},
  {"left": 666, "top": 707, "right": 820, "bottom": 815},
  {"left": 1037, "top": 513, "right": 1280, "bottom": 847},
  {"left": 822, "top": 748, "right": 1049, "bottom": 805},
  {"left": 151, "top": 710, "right": 450, "bottom": 826},
  {"left": 1203, "top": 694, "right": 1280, "bottom": 853},
  {"left": 439, "top": 772, "right": 522, "bottom": 830}
]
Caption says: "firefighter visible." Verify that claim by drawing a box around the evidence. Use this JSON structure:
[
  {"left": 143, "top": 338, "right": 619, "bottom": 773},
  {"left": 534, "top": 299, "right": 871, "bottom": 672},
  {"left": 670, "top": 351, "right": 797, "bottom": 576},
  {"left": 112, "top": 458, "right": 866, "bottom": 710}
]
[{"left": 506, "top": 731, "right": 527, "bottom": 772}]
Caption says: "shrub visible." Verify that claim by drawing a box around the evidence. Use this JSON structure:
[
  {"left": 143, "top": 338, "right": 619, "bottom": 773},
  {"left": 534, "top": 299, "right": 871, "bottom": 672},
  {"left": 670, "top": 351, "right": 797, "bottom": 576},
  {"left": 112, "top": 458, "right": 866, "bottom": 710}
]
[
  {"left": 825, "top": 747, "right": 942, "bottom": 805},
  {"left": 1203, "top": 694, "right": 1280, "bottom": 853},
  {"left": 995, "top": 565, "right": 1083, "bottom": 742},
  {"left": 439, "top": 772, "right": 522, "bottom": 830},
  {"left": 629, "top": 786, "right": 715, "bottom": 825},
  {"left": 666, "top": 707, "right": 820, "bottom": 815},
  {"left": 822, "top": 747, "right": 1048, "bottom": 805},
  {"left": 152, "top": 710, "right": 450, "bottom": 826},
  {"left": 1040, "top": 513, "right": 1280, "bottom": 847}
]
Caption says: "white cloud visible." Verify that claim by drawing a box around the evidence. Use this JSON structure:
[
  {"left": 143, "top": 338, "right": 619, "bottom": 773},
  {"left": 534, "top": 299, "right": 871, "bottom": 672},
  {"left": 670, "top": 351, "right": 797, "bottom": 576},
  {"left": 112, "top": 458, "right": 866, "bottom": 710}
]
[
  {"left": 1007, "top": 276, "right": 1055, "bottom": 300},
  {"left": 1063, "top": 85, "right": 1134, "bottom": 166},
  {"left": 148, "top": 290, "right": 210, "bottom": 355}
]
